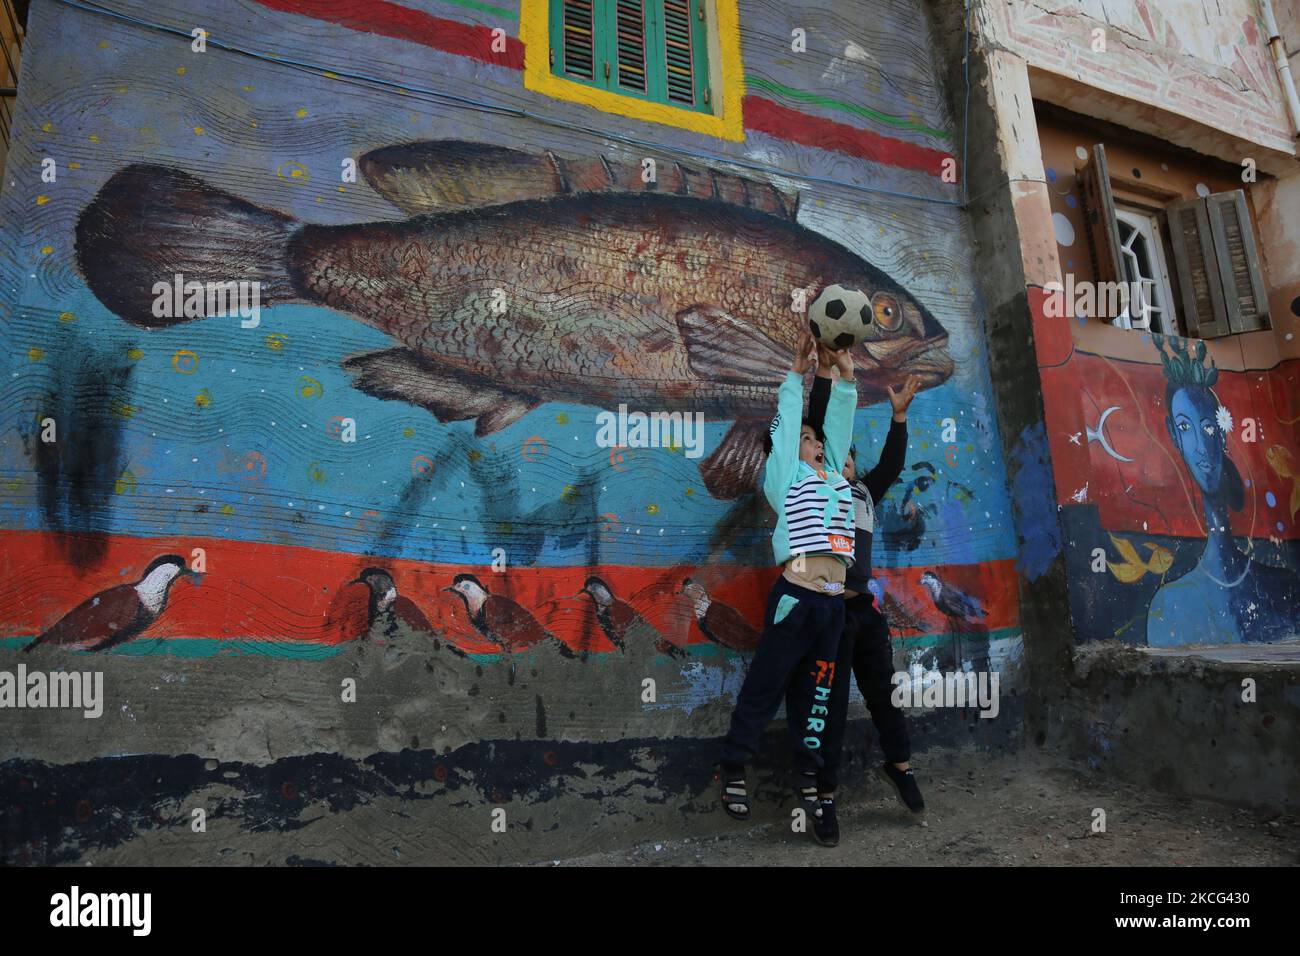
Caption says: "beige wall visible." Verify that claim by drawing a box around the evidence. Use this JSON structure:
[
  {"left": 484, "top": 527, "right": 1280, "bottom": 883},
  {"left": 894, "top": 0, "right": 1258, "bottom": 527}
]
[{"left": 979, "top": 0, "right": 1298, "bottom": 163}]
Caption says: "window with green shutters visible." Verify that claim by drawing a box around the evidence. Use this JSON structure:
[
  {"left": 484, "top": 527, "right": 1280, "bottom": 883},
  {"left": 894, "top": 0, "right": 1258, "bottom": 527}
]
[{"left": 550, "top": 0, "right": 713, "bottom": 113}]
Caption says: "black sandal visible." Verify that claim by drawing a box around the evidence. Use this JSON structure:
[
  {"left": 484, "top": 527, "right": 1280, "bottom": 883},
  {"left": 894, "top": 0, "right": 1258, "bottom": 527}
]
[{"left": 720, "top": 769, "right": 750, "bottom": 821}]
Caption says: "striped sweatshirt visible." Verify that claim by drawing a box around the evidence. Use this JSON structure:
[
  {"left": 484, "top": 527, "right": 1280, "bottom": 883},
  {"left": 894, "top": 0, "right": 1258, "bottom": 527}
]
[{"left": 762, "top": 370, "right": 858, "bottom": 569}]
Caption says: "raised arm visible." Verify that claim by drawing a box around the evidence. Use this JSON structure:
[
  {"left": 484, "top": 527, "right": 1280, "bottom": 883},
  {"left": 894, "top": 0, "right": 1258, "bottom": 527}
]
[
  {"left": 864, "top": 374, "right": 919, "bottom": 502},
  {"left": 762, "top": 332, "right": 817, "bottom": 506},
  {"left": 820, "top": 349, "right": 856, "bottom": 475}
]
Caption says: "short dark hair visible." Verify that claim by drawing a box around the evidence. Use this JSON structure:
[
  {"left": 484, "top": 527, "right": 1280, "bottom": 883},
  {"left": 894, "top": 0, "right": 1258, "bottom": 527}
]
[{"left": 762, "top": 417, "right": 824, "bottom": 457}]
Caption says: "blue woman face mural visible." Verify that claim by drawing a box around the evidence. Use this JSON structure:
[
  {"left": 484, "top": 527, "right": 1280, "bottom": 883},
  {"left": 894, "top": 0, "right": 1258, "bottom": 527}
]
[
  {"left": 1146, "top": 335, "right": 1300, "bottom": 647},
  {"left": 1168, "top": 386, "right": 1223, "bottom": 495}
]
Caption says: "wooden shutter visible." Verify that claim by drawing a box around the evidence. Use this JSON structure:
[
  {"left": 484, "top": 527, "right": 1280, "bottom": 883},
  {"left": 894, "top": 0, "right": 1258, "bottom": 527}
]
[
  {"left": 1077, "top": 144, "right": 1124, "bottom": 286},
  {"left": 1166, "top": 190, "right": 1269, "bottom": 338},
  {"left": 612, "top": 0, "right": 648, "bottom": 93},
  {"left": 661, "top": 0, "right": 698, "bottom": 106},
  {"left": 1167, "top": 197, "right": 1230, "bottom": 338},
  {"left": 1205, "top": 190, "right": 1269, "bottom": 333},
  {"left": 560, "top": 0, "right": 597, "bottom": 81}
]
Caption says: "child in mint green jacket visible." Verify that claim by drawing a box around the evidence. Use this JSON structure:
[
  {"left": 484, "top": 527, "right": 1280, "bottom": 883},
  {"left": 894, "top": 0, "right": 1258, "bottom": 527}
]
[{"left": 719, "top": 331, "right": 857, "bottom": 845}]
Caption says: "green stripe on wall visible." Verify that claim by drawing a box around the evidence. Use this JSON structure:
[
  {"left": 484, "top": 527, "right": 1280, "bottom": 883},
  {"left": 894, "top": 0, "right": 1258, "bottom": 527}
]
[
  {"left": 744, "top": 75, "right": 952, "bottom": 142},
  {"left": 441, "top": 0, "right": 517, "bottom": 20}
]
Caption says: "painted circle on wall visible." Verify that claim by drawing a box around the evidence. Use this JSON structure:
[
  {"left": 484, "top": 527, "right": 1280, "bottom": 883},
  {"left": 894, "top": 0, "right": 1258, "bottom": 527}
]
[
  {"left": 1052, "top": 213, "right": 1075, "bottom": 247},
  {"left": 1266, "top": 490, "right": 1277, "bottom": 507},
  {"left": 1195, "top": 183, "right": 1211, "bottom": 197},
  {"left": 1075, "top": 146, "right": 1088, "bottom": 161}
]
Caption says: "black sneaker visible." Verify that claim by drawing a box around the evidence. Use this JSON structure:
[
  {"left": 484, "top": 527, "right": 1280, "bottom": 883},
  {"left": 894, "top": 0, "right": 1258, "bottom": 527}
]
[
  {"left": 879, "top": 763, "right": 925, "bottom": 813},
  {"left": 812, "top": 797, "right": 839, "bottom": 847}
]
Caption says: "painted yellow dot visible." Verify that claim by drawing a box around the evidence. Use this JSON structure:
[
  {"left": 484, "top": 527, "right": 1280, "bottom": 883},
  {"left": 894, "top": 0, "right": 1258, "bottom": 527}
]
[
  {"left": 40, "top": 122, "right": 52, "bottom": 132},
  {"left": 36, "top": 195, "right": 49, "bottom": 205},
  {"left": 176, "top": 66, "right": 187, "bottom": 76},
  {"left": 40, "top": 246, "right": 53, "bottom": 254},
  {"left": 276, "top": 161, "right": 309, "bottom": 183},
  {"left": 241, "top": 85, "right": 254, "bottom": 91},
  {"left": 323, "top": 71, "right": 339, "bottom": 79},
  {"left": 684, "top": 487, "right": 695, "bottom": 497},
  {"left": 89, "top": 134, "right": 99, "bottom": 143},
  {"left": 27, "top": 347, "right": 43, "bottom": 361},
  {"left": 295, "top": 108, "right": 308, "bottom": 118},
  {"left": 468, "top": 449, "right": 483, "bottom": 463},
  {"left": 402, "top": 427, "right": 415, "bottom": 438},
  {"left": 314, "top": 197, "right": 322, "bottom": 203},
  {"left": 98, "top": 40, "right": 109, "bottom": 49},
  {"left": 250, "top": 121, "right": 257, "bottom": 128},
  {"left": 194, "top": 389, "right": 212, "bottom": 408},
  {"left": 58, "top": 311, "right": 75, "bottom": 323},
  {"left": 561, "top": 484, "right": 577, "bottom": 501},
  {"left": 337, "top": 186, "right": 346, "bottom": 192},
  {"left": 919, "top": 440, "right": 930, "bottom": 449},
  {"left": 69, "top": 162, "right": 81, "bottom": 170},
  {"left": 646, "top": 503, "right": 660, "bottom": 515},
  {"left": 193, "top": 126, "right": 204, "bottom": 135},
  {"left": 220, "top": 503, "right": 235, "bottom": 516},
  {"left": 555, "top": 412, "right": 569, "bottom": 425},
  {"left": 126, "top": 347, "right": 144, "bottom": 361},
  {"left": 116, "top": 86, "right": 128, "bottom": 94}
]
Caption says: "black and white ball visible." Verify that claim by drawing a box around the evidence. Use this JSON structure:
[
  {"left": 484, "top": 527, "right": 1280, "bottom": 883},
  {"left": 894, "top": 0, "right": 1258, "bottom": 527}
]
[{"left": 808, "top": 284, "right": 873, "bottom": 349}]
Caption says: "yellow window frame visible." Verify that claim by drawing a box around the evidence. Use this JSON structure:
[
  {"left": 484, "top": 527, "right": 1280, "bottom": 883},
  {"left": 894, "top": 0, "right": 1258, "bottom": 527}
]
[{"left": 519, "top": 0, "right": 746, "bottom": 141}]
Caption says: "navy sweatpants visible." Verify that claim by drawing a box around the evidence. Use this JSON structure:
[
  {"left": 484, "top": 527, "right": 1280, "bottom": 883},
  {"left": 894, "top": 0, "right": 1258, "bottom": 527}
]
[
  {"left": 719, "top": 576, "right": 844, "bottom": 775},
  {"left": 818, "top": 593, "right": 911, "bottom": 791}
]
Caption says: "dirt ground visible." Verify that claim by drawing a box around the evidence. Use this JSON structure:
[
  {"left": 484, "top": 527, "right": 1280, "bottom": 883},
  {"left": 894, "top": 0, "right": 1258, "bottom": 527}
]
[{"left": 551, "top": 749, "right": 1300, "bottom": 866}]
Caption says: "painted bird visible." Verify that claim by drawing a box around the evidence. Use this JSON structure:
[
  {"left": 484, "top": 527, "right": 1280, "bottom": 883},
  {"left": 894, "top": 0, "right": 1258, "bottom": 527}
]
[
  {"left": 581, "top": 576, "right": 686, "bottom": 658},
  {"left": 918, "top": 570, "right": 989, "bottom": 672},
  {"left": 354, "top": 567, "right": 434, "bottom": 638},
  {"left": 25, "top": 554, "right": 198, "bottom": 653},
  {"left": 918, "top": 570, "right": 987, "bottom": 623},
  {"left": 678, "top": 577, "right": 759, "bottom": 651},
  {"left": 75, "top": 143, "right": 954, "bottom": 499},
  {"left": 445, "top": 574, "right": 573, "bottom": 657}
]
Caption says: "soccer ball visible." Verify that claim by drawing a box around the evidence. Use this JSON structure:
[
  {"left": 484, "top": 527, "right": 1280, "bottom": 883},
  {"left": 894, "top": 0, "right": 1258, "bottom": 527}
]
[{"left": 808, "top": 284, "right": 873, "bottom": 349}]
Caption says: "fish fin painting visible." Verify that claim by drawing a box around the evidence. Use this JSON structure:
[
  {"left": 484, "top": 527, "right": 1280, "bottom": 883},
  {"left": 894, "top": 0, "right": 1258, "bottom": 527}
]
[
  {"left": 1143, "top": 335, "right": 1300, "bottom": 646},
  {"left": 72, "top": 142, "right": 954, "bottom": 500}
]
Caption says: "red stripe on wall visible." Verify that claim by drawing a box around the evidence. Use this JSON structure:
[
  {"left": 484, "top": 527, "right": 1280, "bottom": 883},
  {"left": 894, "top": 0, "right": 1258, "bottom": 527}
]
[
  {"left": 247, "top": 0, "right": 950, "bottom": 177},
  {"left": 252, "top": 0, "right": 526, "bottom": 68},
  {"left": 742, "top": 95, "right": 951, "bottom": 177},
  {"left": 0, "top": 532, "right": 1021, "bottom": 650}
]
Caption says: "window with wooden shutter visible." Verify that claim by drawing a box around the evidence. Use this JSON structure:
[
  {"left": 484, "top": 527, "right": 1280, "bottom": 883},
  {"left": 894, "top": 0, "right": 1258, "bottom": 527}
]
[
  {"left": 1077, "top": 144, "right": 1124, "bottom": 293},
  {"left": 548, "top": 0, "right": 712, "bottom": 113},
  {"left": 1167, "top": 190, "right": 1270, "bottom": 337}
]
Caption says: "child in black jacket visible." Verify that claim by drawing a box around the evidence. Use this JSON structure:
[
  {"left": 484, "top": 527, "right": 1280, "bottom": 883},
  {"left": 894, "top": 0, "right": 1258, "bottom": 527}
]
[{"left": 806, "top": 346, "right": 924, "bottom": 846}]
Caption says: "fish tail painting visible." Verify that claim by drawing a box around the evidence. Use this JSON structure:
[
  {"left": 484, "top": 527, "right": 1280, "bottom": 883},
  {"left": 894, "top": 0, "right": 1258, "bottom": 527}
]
[
  {"left": 73, "top": 141, "right": 955, "bottom": 499},
  {"left": 75, "top": 164, "right": 300, "bottom": 327}
]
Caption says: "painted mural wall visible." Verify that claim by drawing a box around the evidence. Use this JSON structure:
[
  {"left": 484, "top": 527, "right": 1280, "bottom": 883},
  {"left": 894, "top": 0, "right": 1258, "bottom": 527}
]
[
  {"left": 1021, "top": 116, "right": 1300, "bottom": 646},
  {"left": 0, "top": 0, "right": 1021, "bottom": 857}
]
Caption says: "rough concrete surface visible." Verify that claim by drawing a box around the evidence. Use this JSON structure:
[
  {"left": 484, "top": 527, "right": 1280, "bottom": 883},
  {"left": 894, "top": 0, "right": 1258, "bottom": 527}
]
[{"left": 556, "top": 748, "right": 1300, "bottom": 867}]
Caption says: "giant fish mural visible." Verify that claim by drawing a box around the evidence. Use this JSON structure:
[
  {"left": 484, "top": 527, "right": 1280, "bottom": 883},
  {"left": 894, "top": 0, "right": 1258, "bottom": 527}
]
[{"left": 73, "top": 141, "right": 954, "bottom": 500}]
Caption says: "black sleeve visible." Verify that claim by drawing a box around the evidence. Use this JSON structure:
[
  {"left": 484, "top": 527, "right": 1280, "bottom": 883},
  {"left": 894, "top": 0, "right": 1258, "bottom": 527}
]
[
  {"left": 863, "top": 418, "right": 907, "bottom": 504},
  {"left": 806, "top": 374, "right": 832, "bottom": 437}
]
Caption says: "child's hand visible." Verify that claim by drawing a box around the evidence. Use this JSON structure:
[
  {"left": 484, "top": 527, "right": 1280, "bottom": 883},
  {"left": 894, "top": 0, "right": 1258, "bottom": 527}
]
[
  {"left": 831, "top": 347, "right": 854, "bottom": 381},
  {"left": 887, "top": 374, "right": 920, "bottom": 421},
  {"left": 792, "top": 330, "right": 817, "bottom": 375}
]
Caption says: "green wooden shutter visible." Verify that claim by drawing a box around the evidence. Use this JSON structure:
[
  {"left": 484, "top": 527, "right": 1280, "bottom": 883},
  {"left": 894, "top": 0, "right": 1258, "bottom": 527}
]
[
  {"left": 556, "top": 0, "right": 597, "bottom": 82},
  {"left": 1166, "top": 190, "right": 1270, "bottom": 338},
  {"left": 550, "top": 0, "right": 712, "bottom": 112},
  {"left": 1205, "top": 190, "right": 1269, "bottom": 333}
]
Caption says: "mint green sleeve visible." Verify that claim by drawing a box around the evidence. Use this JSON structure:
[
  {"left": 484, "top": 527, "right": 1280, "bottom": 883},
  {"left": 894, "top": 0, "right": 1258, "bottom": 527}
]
[
  {"left": 761, "top": 371, "right": 804, "bottom": 506},
  {"left": 821, "top": 378, "right": 857, "bottom": 475}
]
